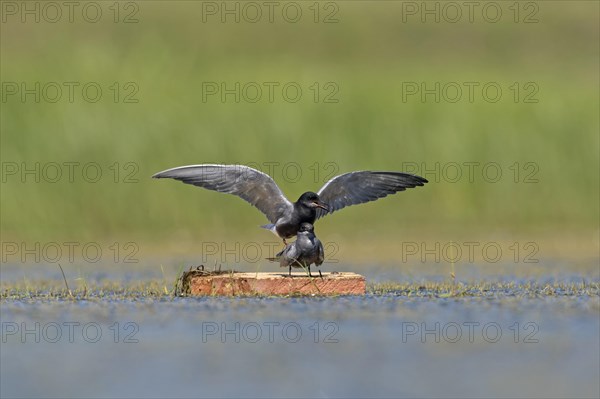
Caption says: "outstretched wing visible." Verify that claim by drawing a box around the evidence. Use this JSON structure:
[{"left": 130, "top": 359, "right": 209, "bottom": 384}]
[
  {"left": 153, "top": 164, "right": 293, "bottom": 223},
  {"left": 315, "top": 171, "right": 428, "bottom": 219}
]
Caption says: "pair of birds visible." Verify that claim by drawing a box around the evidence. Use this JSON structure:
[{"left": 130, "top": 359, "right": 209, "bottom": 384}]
[{"left": 153, "top": 164, "right": 428, "bottom": 276}]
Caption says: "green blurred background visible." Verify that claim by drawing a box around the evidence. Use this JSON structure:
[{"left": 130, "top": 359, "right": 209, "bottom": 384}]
[{"left": 1, "top": 1, "right": 598, "bottom": 262}]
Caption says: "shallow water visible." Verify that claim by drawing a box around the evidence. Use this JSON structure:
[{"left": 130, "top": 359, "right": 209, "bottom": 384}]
[
  {"left": 1, "top": 262, "right": 599, "bottom": 398},
  {"left": 2, "top": 256, "right": 598, "bottom": 285}
]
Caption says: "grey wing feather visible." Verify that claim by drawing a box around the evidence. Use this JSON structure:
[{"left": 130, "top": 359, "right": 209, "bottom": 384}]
[
  {"left": 153, "top": 164, "right": 293, "bottom": 223},
  {"left": 277, "top": 243, "right": 299, "bottom": 267},
  {"left": 315, "top": 171, "right": 428, "bottom": 219},
  {"left": 315, "top": 238, "right": 324, "bottom": 266}
]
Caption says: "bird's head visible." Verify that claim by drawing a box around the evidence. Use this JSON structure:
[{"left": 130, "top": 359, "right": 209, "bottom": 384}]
[
  {"left": 297, "top": 192, "right": 329, "bottom": 211},
  {"left": 298, "top": 223, "right": 315, "bottom": 234}
]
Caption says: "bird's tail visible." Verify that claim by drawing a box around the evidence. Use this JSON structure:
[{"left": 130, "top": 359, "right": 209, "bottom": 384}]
[{"left": 266, "top": 248, "right": 285, "bottom": 262}]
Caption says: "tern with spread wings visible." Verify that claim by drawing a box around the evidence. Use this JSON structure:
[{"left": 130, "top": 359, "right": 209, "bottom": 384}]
[{"left": 152, "top": 164, "right": 427, "bottom": 243}]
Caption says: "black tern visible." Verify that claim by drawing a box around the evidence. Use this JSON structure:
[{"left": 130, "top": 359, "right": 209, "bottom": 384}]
[
  {"left": 152, "top": 164, "right": 427, "bottom": 243},
  {"left": 267, "top": 223, "right": 324, "bottom": 277}
]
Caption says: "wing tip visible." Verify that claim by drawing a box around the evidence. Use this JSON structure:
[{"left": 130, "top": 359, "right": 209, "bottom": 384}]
[
  {"left": 415, "top": 175, "right": 428, "bottom": 185},
  {"left": 152, "top": 170, "right": 179, "bottom": 179},
  {"left": 152, "top": 167, "right": 183, "bottom": 179},
  {"left": 398, "top": 171, "right": 429, "bottom": 186},
  {"left": 378, "top": 171, "right": 429, "bottom": 186}
]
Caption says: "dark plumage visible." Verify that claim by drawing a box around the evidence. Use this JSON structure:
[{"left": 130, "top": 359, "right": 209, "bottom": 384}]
[
  {"left": 268, "top": 223, "right": 324, "bottom": 277},
  {"left": 152, "top": 164, "right": 427, "bottom": 242}
]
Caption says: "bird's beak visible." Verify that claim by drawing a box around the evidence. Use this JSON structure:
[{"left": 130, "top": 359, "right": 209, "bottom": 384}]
[{"left": 314, "top": 201, "right": 329, "bottom": 211}]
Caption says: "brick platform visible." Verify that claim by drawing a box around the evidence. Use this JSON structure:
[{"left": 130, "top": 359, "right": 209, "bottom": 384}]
[{"left": 181, "top": 271, "right": 366, "bottom": 296}]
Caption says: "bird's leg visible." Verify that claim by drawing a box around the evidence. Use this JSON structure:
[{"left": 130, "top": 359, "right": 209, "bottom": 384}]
[
  {"left": 318, "top": 269, "right": 323, "bottom": 280},
  {"left": 288, "top": 264, "right": 292, "bottom": 277},
  {"left": 307, "top": 264, "right": 312, "bottom": 278}
]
